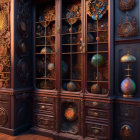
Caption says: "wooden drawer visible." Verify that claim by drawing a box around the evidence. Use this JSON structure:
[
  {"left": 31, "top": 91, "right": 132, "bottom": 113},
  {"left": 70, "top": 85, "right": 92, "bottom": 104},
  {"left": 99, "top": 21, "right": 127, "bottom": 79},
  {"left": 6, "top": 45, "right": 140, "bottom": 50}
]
[
  {"left": 86, "top": 122, "right": 109, "bottom": 139},
  {"left": 34, "top": 114, "right": 55, "bottom": 130},
  {"left": 86, "top": 108, "right": 108, "bottom": 120},
  {"left": 0, "top": 94, "right": 9, "bottom": 102},
  {"left": 85, "top": 100, "right": 110, "bottom": 110},
  {"left": 34, "top": 103, "right": 54, "bottom": 115},
  {"left": 34, "top": 95, "right": 54, "bottom": 104}
]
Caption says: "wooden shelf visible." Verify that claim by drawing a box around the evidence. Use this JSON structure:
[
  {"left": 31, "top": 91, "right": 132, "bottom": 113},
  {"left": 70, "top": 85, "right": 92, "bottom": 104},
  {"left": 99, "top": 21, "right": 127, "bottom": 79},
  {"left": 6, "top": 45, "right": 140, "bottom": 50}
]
[
  {"left": 36, "top": 35, "right": 56, "bottom": 38},
  {"left": 62, "top": 79, "right": 81, "bottom": 81},
  {"left": 87, "top": 81, "right": 108, "bottom": 83},
  {"left": 36, "top": 78, "right": 56, "bottom": 80},
  {"left": 61, "top": 32, "right": 81, "bottom": 36},
  {"left": 62, "top": 43, "right": 81, "bottom": 46},
  {"left": 87, "top": 51, "right": 108, "bottom": 54},
  {"left": 36, "top": 53, "right": 55, "bottom": 55}
]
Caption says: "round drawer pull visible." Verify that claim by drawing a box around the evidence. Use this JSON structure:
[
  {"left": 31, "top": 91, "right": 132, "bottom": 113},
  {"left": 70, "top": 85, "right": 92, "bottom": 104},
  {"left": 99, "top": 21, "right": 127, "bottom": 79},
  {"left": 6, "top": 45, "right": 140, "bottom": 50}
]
[
  {"left": 93, "top": 129, "right": 100, "bottom": 135},
  {"left": 93, "top": 112, "right": 99, "bottom": 117},
  {"left": 42, "top": 97, "right": 47, "bottom": 102},
  {"left": 92, "top": 101, "right": 99, "bottom": 107},
  {"left": 40, "top": 105, "right": 45, "bottom": 109}
]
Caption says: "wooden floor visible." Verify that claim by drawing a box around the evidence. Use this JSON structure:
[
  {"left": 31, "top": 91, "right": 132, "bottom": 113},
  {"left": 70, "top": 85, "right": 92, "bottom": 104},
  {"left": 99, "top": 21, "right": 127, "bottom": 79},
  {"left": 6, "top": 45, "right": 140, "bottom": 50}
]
[{"left": 0, "top": 132, "right": 53, "bottom": 140}]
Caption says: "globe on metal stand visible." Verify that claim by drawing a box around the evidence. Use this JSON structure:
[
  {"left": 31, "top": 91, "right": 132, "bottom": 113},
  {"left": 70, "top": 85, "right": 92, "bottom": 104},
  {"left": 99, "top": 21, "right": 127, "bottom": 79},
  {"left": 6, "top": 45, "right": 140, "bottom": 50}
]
[{"left": 120, "top": 51, "right": 136, "bottom": 98}]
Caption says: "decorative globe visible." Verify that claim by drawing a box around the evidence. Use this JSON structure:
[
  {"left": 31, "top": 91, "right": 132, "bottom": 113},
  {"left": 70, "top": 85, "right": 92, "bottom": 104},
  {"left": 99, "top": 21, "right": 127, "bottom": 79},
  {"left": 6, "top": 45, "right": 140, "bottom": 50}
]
[
  {"left": 64, "top": 107, "right": 77, "bottom": 122},
  {"left": 40, "top": 47, "right": 53, "bottom": 53},
  {"left": 91, "top": 54, "right": 104, "bottom": 67},
  {"left": 91, "top": 83, "right": 101, "bottom": 94},
  {"left": 121, "top": 77, "right": 136, "bottom": 96},
  {"left": 47, "top": 63, "right": 54, "bottom": 71},
  {"left": 67, "top": 82, "right": 76, "bottom": 92},
  {"left": 121, "top": 54, "right": 136, "bottom": 63}
]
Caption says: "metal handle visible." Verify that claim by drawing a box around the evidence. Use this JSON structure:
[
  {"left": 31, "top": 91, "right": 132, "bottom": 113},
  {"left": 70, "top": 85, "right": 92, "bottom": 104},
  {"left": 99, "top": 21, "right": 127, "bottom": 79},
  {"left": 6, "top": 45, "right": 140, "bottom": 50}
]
[
  {"left": 93, "top": 112, "right": 99, "bottom": 117},
  {"left": 92, "top": 101, "right": 99, "bottom": 107},
  {"left": 40, "top": 105, "right": 45, "bottom": 109}
]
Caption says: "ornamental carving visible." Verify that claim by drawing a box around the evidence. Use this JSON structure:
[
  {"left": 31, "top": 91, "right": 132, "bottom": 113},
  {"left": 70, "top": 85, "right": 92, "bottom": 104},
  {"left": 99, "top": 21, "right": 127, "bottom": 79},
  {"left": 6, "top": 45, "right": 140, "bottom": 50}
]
[
  {"left": 16, "top": 58, "right": 30, "bottom": 82},
  {"left": 0, "top": 107, "right": 8, "bottom": 126},
  {"left": 0, "top": 0, "right": 11, "bottom": 88},
  {"left": 119, "top": 0, "right": 135, "bottom": 11},
  {"left": 120, "top": 124, "right": 133, "bottom": 138},
  {"left": 17, "top": 0, "right": 31, "bottom": 38},
  {"left": 117, "top": 14, "right": 137, "bottom": 37}
]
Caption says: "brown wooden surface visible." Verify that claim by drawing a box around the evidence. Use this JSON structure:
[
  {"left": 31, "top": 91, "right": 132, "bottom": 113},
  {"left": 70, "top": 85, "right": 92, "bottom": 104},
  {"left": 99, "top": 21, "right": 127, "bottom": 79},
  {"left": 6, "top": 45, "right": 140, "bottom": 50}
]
[{"left": 0, "top": 132, "right": 53, "bottom": 140}]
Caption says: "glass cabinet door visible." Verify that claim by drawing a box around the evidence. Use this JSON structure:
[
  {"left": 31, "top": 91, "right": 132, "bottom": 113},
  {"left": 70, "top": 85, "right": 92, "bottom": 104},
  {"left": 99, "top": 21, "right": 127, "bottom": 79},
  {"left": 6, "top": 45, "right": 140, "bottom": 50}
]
[
  {"left": 86, "top": 0, "right": 109, "bottom": 95},
  {"left": 35, "top": 0, "right": 56, "bottom": 90},
  {"left": 61, "top": 0, "right": 82, "bottom": 92}
]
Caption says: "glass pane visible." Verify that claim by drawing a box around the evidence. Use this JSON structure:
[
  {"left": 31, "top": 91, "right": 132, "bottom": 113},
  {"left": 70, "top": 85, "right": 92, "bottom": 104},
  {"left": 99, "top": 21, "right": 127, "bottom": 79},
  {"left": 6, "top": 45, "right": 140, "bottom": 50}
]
[
  {"left": 61, "top": 0, "right": 82, "bottom": 92},
  {"left": 86, "top": 0, "right": 109, "bottom": 95},
  {"left": 35, "top": 0, "right": 56, "bottom": 90}
]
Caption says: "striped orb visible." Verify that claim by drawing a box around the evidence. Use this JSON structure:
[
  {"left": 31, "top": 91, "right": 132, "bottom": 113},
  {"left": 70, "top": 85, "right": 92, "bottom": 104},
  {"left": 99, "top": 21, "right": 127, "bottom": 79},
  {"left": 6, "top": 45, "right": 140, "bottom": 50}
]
[{"left": 121, "top": 77, "right": 136, "bottom": 94}]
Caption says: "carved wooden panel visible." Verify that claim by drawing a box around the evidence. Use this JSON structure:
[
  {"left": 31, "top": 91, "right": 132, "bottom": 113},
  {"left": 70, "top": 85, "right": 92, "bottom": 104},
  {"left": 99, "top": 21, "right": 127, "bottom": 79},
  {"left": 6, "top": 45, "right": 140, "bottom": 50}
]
[
  {"left": 0, "top": 0, "right": 11, "bottom": 88},
  {"left": 0, "top": 107, "right": 8, "bottom": 127},
  {"left": 34, "top": 114, "right": 55, "bottom": 130},
  {"left": 86, "top": 108, "right": 109, "bottom": 120},
  {"left": 85, "top": 100, "right": 110, "bottom": 110},
  {"left": 86, "top": 122, "right": 109, "bottom": 139}
]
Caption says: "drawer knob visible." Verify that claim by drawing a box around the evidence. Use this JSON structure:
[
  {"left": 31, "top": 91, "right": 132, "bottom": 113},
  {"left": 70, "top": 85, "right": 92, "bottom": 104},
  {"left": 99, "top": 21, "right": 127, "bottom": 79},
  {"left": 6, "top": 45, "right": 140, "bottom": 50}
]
[
  {"left": 40, "top": 105, "right": 45, "bottom": 109},
  {"left": 93, "top": 129, "right": 100, "bottom": 135},
  {"left": 92, "top": 101, "right": 99, "bottom": 107},
  {"left": 44, "top": 120, "right": 49, "bottom": 125},
  {"left": 93, "top": 112, "right": 99, "bottom": 117},
  {"left": 42, "top": 97, "right": 47, "bottom": 102}
]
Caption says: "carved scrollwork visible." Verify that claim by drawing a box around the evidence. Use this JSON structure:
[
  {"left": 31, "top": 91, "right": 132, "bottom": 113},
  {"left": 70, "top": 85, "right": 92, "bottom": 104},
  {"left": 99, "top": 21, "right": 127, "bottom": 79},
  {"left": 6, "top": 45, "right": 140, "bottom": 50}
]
[
  {"left": 17, "top": 0, "right": 31, "bottom": 38},
  {"left": 119, "top": 0, "right": 135, "bottom": 11},
  {"left": 16, "top": 58, "right": 30, "bottom": 82},
  {"left": 0, "top": 107, "right": 8, "bottom": 126},
  {"left": 16, "top": 39, "right": 28, "bottom": 56},
  {"left": 118, "top": 14, "right": 137, "bottom": 37}
]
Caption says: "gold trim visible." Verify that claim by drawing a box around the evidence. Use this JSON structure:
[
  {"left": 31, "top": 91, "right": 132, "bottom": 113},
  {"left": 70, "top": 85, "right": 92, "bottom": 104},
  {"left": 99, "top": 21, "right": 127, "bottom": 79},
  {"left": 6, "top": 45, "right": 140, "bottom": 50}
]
[
  {"left": 0, "top": 0, "right": 9, "bottom": 4},
  {"left": 123, "top": 94, "right": 133, "bottom": 98}
]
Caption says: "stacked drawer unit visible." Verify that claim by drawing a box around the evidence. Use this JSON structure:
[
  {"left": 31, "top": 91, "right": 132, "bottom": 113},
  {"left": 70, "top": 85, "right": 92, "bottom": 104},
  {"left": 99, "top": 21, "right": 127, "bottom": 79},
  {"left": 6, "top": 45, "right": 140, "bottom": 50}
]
[
  {"left": 85, "top": 99, "right": 112, "bottom": 140},
  {"left": 0, "top": 93, "right": 10, "bottom": 128},
  {"left": 33, "top": 94, "right": 56, "bottom": 131},
  {"left": 115, "top": 101, "right": 139, "bottom": 140}
]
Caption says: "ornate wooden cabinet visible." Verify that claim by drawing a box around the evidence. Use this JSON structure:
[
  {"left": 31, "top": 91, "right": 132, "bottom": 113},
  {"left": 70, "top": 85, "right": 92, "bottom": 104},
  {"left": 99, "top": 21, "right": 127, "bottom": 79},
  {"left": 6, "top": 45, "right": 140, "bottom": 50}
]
[
  {"left": 0, "top": 0, "right": 140, "bottom": 140},
  {"left": 31, "top": 0, "right": 114, "bottom": 140}
]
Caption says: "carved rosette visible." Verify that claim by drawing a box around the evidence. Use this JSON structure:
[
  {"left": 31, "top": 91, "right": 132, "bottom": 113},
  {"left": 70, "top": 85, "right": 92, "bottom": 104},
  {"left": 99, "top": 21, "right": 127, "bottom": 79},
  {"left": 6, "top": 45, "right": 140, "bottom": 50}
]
[{"left": 0, "top": 107, "right": 8, "bottom": 126}]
